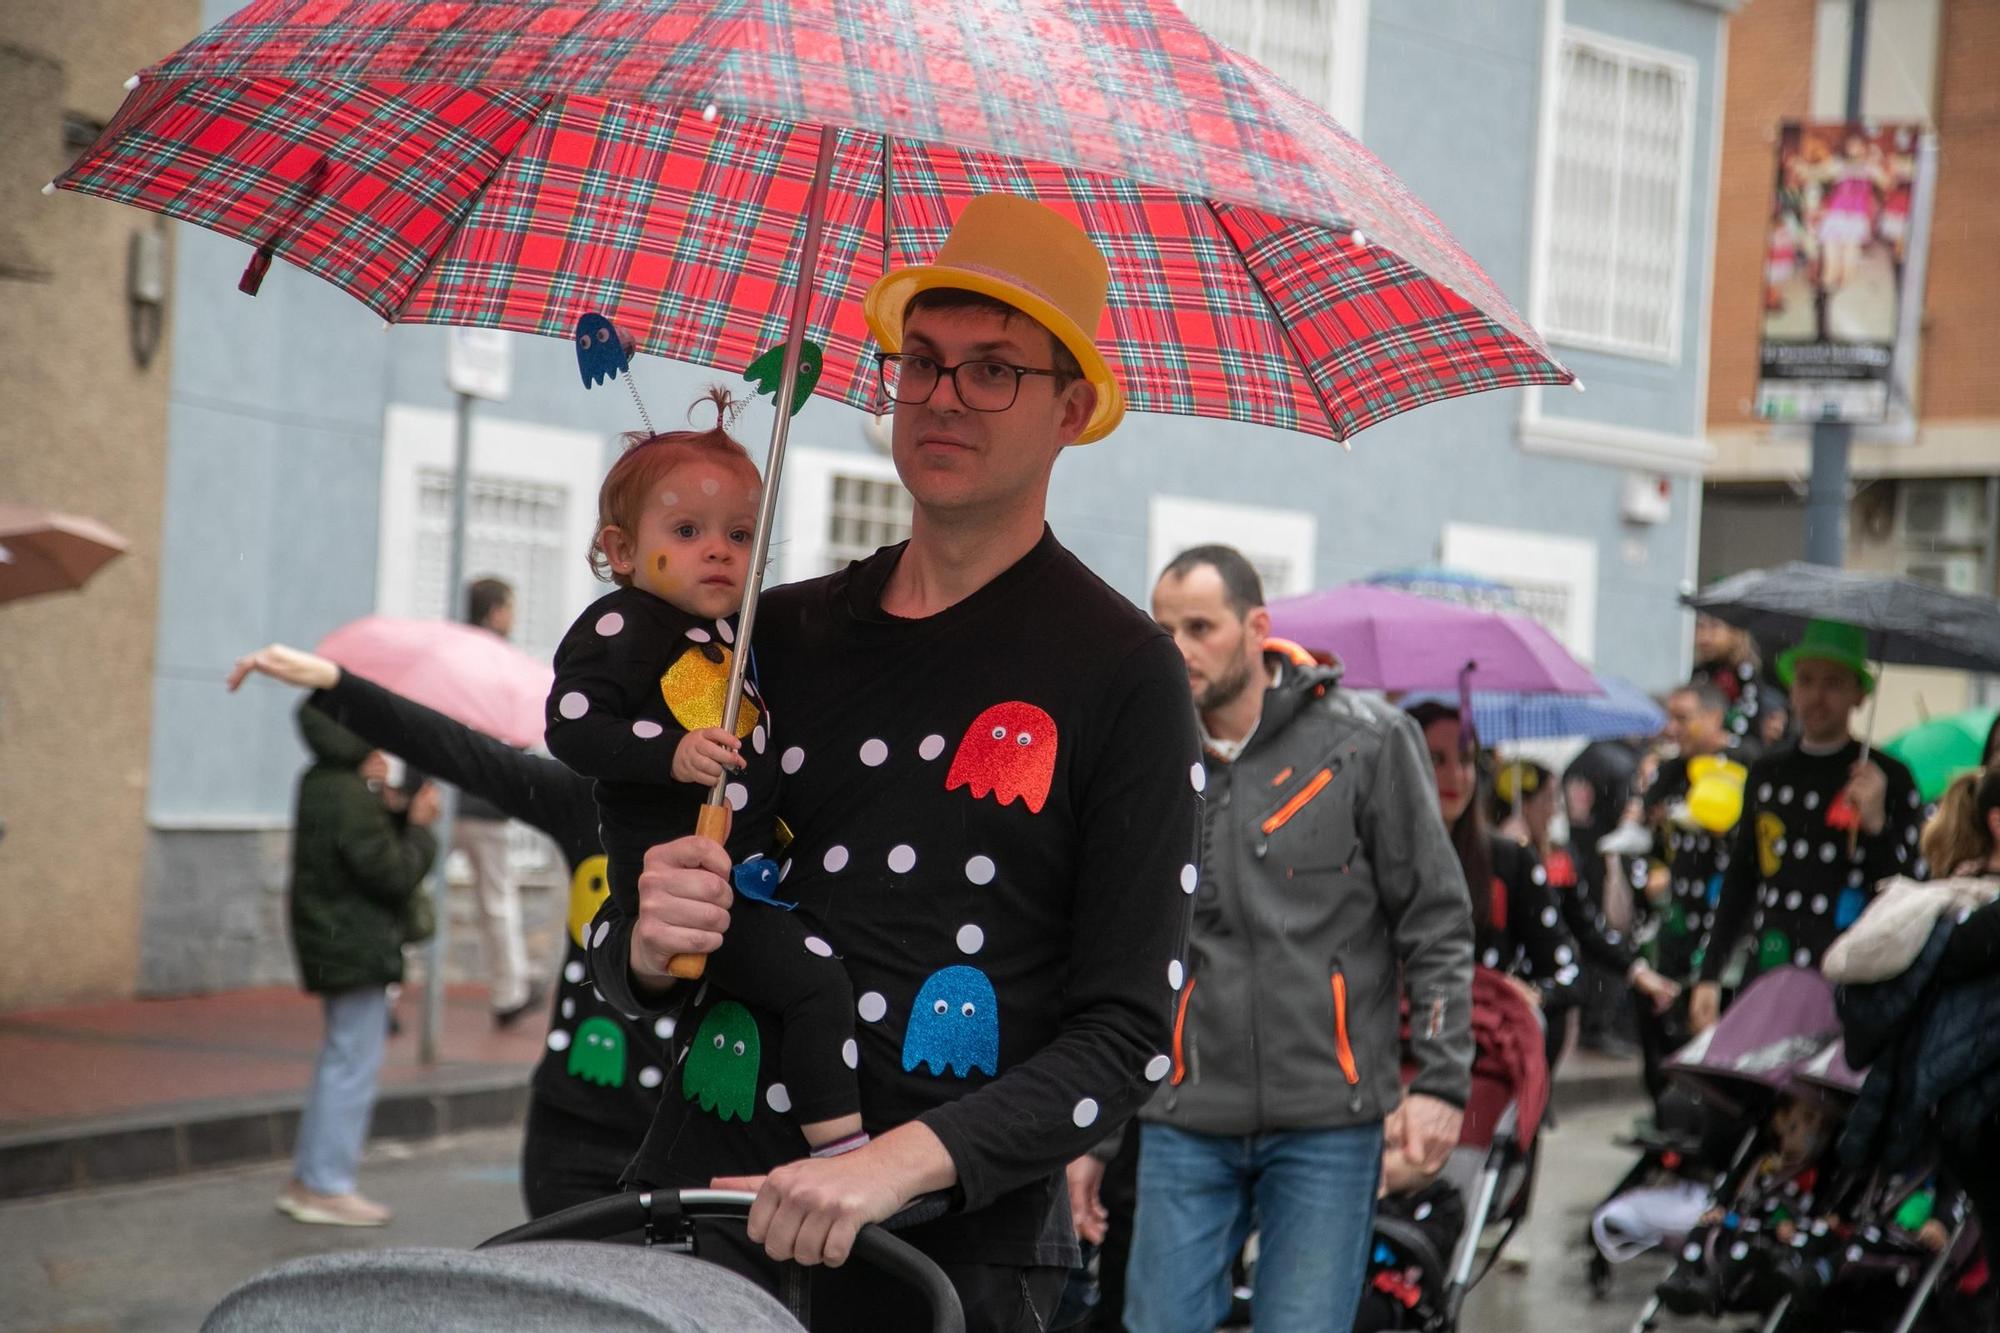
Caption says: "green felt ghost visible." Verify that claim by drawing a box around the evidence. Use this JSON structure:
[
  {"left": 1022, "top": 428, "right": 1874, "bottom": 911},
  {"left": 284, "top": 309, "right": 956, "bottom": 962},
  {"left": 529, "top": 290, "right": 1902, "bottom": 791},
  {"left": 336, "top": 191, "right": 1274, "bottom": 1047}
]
[
  {"left": 743, "top": 340, "right": 823, "bottom": 417},
  {"left": 1664, "top": 900, "right": 1689, "bottom": 938},
  {"left": 683, "top": 1000, "right": 760, "bottom": 1122},
  {"left": 1758, "top": 928, "right": 1793, "bottom": 973},
  {"left": 567, "top": 1016, "right": 627, "bottom": 1088}
]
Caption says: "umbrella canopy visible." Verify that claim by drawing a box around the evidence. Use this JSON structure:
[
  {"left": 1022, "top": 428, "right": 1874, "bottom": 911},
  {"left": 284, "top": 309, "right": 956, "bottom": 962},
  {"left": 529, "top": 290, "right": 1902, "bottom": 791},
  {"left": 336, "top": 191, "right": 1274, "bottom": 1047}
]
[
  {"left": 1882, "top": 707, "right": 1999, "bottom": 802},
  {"left": 1686, "top": 563, "right": 2000, "bottom": 674},
  {"left": 0, "top": 504, "right": 129, "bottom": 605},
  {"left": 316, "top": 616, "right": 554, "bottom": 750},
  {"left": 1267, "top": 583, "right": 1599, "bottom": 695},
  {"left": 1454, "top": 674, "right": 1665, "bottom": 746},
  {"left": 55, "top": 0, "right": 1571, "bottom": 443},
  {"left": 1363, "top": 566, "right": 1522, "bottom": 614}
]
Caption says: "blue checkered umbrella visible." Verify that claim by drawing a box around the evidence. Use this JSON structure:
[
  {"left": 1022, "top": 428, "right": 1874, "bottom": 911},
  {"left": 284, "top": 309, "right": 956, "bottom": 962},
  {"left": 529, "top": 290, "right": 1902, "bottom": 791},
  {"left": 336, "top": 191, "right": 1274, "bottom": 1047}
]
[{"left": 1406, "top": 674, "right": 1664, "bottom": 745}]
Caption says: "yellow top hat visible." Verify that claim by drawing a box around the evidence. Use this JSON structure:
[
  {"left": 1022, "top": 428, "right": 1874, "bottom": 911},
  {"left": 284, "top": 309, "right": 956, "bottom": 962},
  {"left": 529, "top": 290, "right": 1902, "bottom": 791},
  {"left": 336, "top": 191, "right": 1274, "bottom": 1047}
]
[{"left": 863, "top": 194, "right": 1125, "bottom": 444}]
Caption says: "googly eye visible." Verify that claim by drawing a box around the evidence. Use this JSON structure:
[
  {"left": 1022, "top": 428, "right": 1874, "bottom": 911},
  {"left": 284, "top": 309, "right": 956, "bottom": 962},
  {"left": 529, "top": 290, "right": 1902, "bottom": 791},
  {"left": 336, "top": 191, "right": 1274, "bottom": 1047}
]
[
  {"left": 991, "top": 726, "right": 1007, "bottom": 741},
  {"left": 933, "top": 999, "right": 948, "bottom": 1015},
  {"left": 732, "top": 1040, "right": 746, "bottom": 1056},
  {"left": 596, "top": 328, "right": 611, "bottom": 344},
  {"left": 960, "top": 1002, "right": 976, "bottom": 1018},
  {"left": 712, "top": 1034, "right": 725, "bottom": 1049},
  {"left": 1016, "top": 731, "right": 1032, "bottom": 746},
  {"left": 577, "top": 334, "right": 590, "bottom": 347}
]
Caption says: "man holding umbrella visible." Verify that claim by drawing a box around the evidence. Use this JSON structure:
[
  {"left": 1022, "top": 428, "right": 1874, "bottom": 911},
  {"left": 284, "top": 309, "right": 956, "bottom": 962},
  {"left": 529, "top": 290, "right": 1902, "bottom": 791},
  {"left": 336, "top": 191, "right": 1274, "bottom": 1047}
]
[
  {"left": 1690, "top": 620, "right": 1922, "bottom": 1033},
  {"left": 592, "top": 197, "right": 1202, "bottom": 1330}
]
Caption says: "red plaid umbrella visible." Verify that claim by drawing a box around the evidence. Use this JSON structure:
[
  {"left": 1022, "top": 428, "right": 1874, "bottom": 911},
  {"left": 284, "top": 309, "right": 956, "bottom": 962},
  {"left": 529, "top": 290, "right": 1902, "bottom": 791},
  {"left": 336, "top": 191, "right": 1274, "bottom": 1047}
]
[{"left": 56, "top": 0, "right": 1573, "bottom": 442}]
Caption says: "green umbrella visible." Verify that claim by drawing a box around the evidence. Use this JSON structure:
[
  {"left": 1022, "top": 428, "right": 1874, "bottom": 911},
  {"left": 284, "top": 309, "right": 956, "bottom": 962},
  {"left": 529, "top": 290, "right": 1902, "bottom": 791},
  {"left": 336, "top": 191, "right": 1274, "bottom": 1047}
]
[{"left": 1882, "top": 707, "right": 1999, "bottom": 801}]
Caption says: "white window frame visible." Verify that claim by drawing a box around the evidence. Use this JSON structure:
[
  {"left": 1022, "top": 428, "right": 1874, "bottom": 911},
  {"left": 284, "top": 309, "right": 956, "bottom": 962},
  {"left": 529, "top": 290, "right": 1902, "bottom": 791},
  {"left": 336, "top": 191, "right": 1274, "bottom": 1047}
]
[
  {"left": 1175, "top": 0, "right": 1370, "bottom": 137},
  {"left": 1533, "top": 25, "right": 1698, "bottom": 365},
  {"left": 1148, "top": 496, "right": 1318, "bottom": 600},
  {"left": 1440, "top": 522, "right": 1597, "bottom": 664},
  {"left": 776, "top": 446, "right": 912, "bottom": 588},
  {"left": 376, "top": 404, "right": 606, "bottom": 665}
]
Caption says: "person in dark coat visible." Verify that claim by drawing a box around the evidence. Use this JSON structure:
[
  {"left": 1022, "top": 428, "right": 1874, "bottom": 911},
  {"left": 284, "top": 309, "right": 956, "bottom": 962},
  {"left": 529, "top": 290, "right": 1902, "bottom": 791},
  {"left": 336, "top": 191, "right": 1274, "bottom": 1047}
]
[
  {"left": 277, "top": 700, "right": 438, "bottom": 1227},
  {"left": 230, "top": 642, "right": 668, "bottom": 1219}
]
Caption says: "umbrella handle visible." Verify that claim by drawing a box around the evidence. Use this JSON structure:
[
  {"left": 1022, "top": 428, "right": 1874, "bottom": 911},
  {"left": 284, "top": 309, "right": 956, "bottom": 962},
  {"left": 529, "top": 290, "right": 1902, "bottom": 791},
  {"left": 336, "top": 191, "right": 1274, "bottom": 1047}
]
[{"left": 665, "top": 803, "right": 735, "bottom": 980}]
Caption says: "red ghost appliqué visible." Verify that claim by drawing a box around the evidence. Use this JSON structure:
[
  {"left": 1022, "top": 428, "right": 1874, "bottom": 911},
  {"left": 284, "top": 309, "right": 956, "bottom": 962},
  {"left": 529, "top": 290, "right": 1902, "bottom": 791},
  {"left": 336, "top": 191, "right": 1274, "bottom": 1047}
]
[{"left": 945, "top": 701, "right": 1059, "bottom": 814}]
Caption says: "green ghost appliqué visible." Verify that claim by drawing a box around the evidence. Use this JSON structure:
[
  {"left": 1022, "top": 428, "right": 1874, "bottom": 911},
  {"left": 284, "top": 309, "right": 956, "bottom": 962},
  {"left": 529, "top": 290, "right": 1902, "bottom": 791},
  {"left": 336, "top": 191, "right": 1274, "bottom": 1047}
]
[
  {"left": 682, "top": 1000, "right": 761, "bottom": 1122},
  {"left": 567, "top": 1016, "right": 627, "bottom": 1088}
]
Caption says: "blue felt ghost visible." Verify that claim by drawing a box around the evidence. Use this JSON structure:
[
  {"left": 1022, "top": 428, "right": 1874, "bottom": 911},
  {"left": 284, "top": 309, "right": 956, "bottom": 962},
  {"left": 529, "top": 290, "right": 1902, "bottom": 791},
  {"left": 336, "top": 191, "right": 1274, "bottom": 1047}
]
[
  {"left": 575, "top": 312, "right": 632, "bottom": 388},
  {"left": 902, "top": 964, "right": 999, "bottom": 1078},
  {"left": 732, "top": 855, "right": 797, "bottom": 910}
]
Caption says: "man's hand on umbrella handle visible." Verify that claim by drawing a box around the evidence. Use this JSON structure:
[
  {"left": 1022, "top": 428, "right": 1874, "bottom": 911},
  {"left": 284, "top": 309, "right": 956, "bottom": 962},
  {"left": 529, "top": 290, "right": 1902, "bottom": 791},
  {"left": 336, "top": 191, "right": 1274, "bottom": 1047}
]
[
  {"left": 227, "top": 643, "right": 341, "bottom": 693},
  {"left": 1689, "top": 981, "right": 1721, "bottom": 1034},
  {"left": 1066, "top": 1154, "right": 1108, "bottom": 1244},
  {"left": 1392, "top": 1093, "right": 1464, "bottom": 1177},
  {"left": 1844, "top": 760, "right": 1888, "bottom": 836},
  {"left": 629, "top": 835, "right": 735, "bottom": 988}
]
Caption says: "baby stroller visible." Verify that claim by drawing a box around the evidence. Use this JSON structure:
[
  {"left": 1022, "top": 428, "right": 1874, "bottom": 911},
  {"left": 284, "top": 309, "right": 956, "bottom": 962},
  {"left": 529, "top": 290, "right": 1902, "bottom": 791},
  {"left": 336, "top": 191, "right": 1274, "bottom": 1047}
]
[
  {"left": 1619, "top": 966, "right": 1842, "bottom": 1333},
  {"left": 1354, "top": 966, "right": 1550, "bottom": 1331},
  {"left": 200, "top": 1188, "right": 965, "bottom": 1332},
  {"left": 1774, "top": 1041, "right": 1990, "bottom": 1333}
]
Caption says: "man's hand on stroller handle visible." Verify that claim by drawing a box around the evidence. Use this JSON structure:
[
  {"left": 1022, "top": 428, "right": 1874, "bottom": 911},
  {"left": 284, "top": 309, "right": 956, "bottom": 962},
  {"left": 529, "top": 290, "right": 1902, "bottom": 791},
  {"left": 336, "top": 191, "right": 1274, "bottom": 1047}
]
[{"left": 713, "top": 1122, "right": 958, "bottom": 1268}]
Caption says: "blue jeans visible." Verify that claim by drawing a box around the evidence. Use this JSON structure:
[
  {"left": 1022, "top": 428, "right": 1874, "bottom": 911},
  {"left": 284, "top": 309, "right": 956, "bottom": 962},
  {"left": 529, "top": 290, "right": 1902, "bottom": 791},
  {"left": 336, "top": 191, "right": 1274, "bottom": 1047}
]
[
  {"left": 1125, "top": 1121, "right": 1383, "bottom": 1333},
  {"left": 293, "top": 986, "right": 389, "bottom": 1195}
]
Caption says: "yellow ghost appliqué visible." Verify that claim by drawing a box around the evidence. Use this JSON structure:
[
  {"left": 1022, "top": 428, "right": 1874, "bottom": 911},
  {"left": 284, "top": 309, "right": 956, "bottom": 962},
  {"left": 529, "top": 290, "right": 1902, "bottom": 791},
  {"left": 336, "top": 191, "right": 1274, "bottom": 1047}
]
[
  {"left": 568, "top": 855, "right": 610, "bottom": 949},
  {"left": 660, "top": 644, "right": 759, "bottom": 740},
  {"left": 1756, "top": 811, "right": 1787, "bottom": 879}
]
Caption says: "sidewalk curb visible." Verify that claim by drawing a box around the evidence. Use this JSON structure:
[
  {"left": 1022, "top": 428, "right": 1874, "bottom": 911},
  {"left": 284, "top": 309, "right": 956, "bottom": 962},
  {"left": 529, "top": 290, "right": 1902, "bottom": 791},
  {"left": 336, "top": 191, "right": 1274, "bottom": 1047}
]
[{"left": 0, "top": 1072, "right": 530, "bottom": 1203}]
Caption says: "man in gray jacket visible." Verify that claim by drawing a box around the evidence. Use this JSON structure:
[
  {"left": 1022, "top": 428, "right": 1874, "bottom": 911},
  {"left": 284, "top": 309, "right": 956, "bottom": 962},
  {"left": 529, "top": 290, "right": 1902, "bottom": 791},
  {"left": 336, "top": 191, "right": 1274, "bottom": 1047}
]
[{"left": 1119, "top": 545, "right": 1474, "bottom": 1332}]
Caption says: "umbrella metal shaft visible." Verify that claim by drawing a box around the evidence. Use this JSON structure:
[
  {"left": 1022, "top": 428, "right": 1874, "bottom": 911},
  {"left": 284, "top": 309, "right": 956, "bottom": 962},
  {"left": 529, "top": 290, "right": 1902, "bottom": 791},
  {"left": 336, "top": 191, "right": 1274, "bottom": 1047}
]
[{"left": 674, "top": 124, "right": 841, "bottom": 979}]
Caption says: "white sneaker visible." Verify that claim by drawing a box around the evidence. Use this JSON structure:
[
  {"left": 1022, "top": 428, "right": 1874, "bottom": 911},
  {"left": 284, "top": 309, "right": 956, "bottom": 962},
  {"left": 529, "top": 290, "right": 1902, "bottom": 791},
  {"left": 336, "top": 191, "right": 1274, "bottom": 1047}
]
[{"left": 277, "top": 1183, "right": 391, "bottom": 1226}]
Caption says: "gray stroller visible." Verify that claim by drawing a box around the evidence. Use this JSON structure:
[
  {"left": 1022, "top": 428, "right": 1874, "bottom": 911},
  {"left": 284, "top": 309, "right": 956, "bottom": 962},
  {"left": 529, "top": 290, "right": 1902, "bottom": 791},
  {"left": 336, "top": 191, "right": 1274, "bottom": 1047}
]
[{"left": 201, "top": 1189, "right": 965, "bottom": 1332}]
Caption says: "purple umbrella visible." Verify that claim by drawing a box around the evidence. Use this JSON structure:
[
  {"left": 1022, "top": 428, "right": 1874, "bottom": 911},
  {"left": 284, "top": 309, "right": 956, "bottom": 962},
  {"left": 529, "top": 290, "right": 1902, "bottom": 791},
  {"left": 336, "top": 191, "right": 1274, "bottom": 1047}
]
[
  {"left": 1266, "top": 583, "right": 1599, "bottom": 694},
  {"left": 1664, "top": 967, "right": 1840, "bottom": 1114}
]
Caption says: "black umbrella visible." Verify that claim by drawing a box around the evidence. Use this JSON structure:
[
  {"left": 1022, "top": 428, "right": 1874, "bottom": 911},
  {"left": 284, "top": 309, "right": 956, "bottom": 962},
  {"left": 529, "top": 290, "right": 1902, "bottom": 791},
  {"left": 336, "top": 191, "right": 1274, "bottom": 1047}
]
[{"left": 1686, "top": 563, "right": 2000, "bottom": 674}]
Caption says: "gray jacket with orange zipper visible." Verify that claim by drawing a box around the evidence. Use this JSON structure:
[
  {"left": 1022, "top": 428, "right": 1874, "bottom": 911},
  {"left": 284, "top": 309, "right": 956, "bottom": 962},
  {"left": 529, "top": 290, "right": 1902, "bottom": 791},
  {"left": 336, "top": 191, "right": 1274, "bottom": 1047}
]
[{"left": 1141, "top": 651, "right": 1474, "bottom": 1136}]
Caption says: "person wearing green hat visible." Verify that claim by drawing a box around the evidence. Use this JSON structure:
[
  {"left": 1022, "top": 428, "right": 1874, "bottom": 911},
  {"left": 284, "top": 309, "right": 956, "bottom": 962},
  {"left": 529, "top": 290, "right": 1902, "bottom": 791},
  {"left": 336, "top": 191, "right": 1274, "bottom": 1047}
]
[{"left": 1689, "top": 619, "right": 1922, "bottom": 1034}]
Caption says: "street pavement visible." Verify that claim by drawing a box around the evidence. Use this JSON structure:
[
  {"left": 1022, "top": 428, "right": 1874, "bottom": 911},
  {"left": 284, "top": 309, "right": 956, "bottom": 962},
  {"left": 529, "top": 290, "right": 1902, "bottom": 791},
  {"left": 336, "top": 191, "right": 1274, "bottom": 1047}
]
[{"left": 1, "top": 1105, "right": 1687, "bottom": 1333}]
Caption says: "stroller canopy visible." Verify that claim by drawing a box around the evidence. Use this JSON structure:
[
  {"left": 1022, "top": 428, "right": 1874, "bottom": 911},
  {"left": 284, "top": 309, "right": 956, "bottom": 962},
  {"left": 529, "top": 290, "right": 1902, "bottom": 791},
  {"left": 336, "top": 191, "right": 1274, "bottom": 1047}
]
[{"left": 202, "top": 1242, "right": 803, "bottom": 1333}]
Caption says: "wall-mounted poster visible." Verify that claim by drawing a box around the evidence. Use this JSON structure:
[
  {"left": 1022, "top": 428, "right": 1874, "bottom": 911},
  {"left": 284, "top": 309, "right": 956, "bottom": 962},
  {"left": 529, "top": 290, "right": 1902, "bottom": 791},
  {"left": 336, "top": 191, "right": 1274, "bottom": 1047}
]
[{"left": 1756, "top": 122, "right": 1935, "bottom": 425}]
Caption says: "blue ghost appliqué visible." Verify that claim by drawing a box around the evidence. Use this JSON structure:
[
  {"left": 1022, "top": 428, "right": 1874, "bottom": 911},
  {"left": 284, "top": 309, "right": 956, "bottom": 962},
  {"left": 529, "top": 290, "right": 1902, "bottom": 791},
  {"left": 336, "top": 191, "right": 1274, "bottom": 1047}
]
[
  {"left": 575, "top": 312, "right": 631, "bottom": 388},
  {"left": 902, "top": 965, "right": 1000, "bottom": 1078}
]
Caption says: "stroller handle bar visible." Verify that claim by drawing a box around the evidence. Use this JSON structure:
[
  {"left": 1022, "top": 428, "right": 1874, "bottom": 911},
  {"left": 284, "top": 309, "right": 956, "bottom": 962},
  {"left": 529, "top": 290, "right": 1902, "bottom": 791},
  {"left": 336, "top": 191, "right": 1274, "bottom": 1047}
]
[{"left": 479, "top": 1189, "right": 965, "bottom": 1333}]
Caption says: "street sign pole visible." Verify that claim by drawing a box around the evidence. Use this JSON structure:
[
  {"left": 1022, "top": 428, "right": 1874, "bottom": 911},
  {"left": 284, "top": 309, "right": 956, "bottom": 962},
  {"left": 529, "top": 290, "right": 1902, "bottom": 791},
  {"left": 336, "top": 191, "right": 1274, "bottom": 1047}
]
[
  {"left": 1804, "top": 0, "right": 1869, "bottom": 567},
  {"left": 420, "top": 328, "right": 513, "bottom": 1065},
  {"left": 419, "top": 391, "right": 472, "bottom": 1065}
]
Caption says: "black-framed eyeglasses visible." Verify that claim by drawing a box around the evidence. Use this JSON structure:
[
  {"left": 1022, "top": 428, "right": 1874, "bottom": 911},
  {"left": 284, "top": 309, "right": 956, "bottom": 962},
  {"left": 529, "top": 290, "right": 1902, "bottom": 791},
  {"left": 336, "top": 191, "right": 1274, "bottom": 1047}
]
[{"left": 874, "top": 352, "right": 1069, "bottom": 413}]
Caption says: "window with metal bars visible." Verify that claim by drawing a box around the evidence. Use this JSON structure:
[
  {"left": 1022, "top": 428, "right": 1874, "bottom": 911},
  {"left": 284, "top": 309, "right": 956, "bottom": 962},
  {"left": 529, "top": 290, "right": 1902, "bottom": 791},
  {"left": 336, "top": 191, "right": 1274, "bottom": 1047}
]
[
  {"left": 1543, "top": 31, "right": 1695, "bottom": 361},
  {"left": 413, "top": 468, "right": 570, "bottom": 665},
  {"left": 1173, "top": 0, "right": 1364, "bottom": 131},
  {"left": 823, "top": 472, "right": 914, "bottom": 572}
]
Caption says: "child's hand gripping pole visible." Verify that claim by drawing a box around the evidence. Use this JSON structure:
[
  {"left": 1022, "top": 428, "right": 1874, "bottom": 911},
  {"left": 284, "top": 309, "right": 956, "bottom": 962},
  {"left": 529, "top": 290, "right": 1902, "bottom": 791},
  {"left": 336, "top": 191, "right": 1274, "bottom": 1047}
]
[{"left": 665, "top": 638, "right": 757, "bottom": 981}]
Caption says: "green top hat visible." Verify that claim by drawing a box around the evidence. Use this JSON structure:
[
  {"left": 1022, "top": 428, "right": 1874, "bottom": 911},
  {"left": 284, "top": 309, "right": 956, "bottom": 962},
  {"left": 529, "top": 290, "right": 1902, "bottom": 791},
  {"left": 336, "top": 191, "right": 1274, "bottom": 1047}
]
[{"left": 1776, "top": 618, "right": 1875, "bottom": 695}]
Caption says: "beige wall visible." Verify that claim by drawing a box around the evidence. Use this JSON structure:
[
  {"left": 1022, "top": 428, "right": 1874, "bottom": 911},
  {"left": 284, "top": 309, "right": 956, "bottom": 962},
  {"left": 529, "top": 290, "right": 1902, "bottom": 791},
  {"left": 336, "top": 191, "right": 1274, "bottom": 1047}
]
[{"left": 0, "top": 3, "right": 199, "bottom": 1008}]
